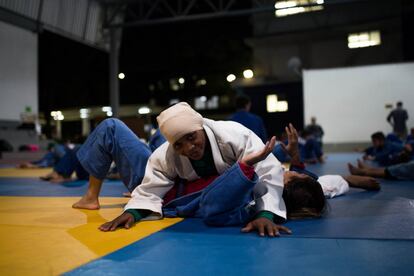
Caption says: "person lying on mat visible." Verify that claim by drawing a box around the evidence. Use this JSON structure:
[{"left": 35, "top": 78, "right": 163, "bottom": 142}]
[
  {"left": 99, "top": 102, "right": 291, "bottom": 237},
  {"left": 39, "top": 145, "right": 89, "bottom": 183},
  {"left": 280, "top": 124, "right": 380, "bottom": 220},
  {"left": 348, "top": 159, "right": 414, "bottom": 181},
  {"left": 18, "top": 142, "right": 67, "bottom": 169}
]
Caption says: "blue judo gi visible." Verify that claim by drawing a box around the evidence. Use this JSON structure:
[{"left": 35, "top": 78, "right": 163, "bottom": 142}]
[
  {"left": 162, "top": 163, "right": 259, "bottom": 226},
  {"left": 76, "top": 119, "right": 152, "bottom": 192},
  {"left": 148, "top": 128, "right": 166, "bottom": 152},
  {"left": 32, "top": 144, "right": 67, "bottom": 168},
  {"left": 273, "top": 138, "right": 323, "bottom": 163}
]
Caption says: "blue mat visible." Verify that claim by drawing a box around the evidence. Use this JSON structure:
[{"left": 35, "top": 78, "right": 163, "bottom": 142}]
[
  {"left": 0, "top": 178, "right": 128, "bottom": 197},
  {"left": 285, "top": 197, "right": 414, "bottom": 240},
  {"left": 66, "top": 219, "right": 414, "bottom": 276},
  {"left": 306, "top": 153, "right": 365, "bottom": 176}
]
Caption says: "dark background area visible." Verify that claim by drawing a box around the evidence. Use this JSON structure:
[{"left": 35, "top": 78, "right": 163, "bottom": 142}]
[{"left": 38, "top": 0, "right": 414, "bottom": 137}]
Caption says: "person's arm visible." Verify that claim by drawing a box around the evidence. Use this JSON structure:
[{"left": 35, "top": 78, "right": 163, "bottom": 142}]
[
  {"left": 280, "top": 124, "right": 302, "bottom": 166},
  {"left": 99, "top": 209, "right": 152, "bottom": 231},
  {"left": 241, "top": 212, "right": 291, "bottom": 237},
  {"left": 387, "top": 111, "right": 393, "bottom": 125},
  {"left": 99, "top": 146, "right": 176, "bottom": 231},
  {"left": 239, "top": 143, "right": 291, "bottom": 237}
]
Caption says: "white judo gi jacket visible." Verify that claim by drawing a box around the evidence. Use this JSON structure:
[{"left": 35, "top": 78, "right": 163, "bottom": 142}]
[{"left": 124, "top": 118, "right": 287, "bottom": 220}]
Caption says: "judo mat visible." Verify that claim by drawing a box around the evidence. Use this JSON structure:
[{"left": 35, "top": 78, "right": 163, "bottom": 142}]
[
  {"left": 67, "top": 223, "right": 413, "bottom": 276},
  {"left": 0, "top": 196, "right": 182, "bottom": 275},
  {"left": 1, "top": 153, "right": 413, "bottom": 275},
  {"left": 0, "top": 167, "right": 53, "bottom": 178}
]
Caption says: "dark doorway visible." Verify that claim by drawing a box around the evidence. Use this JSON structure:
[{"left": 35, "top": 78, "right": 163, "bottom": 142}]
[{"left": 240, "top": 82, "right": 303, "bottom": 137}]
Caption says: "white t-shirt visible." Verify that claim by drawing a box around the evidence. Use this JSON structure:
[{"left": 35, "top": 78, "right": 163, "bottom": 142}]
[{"left": 318, "top": 175, "right": 349, "bottom": 198}]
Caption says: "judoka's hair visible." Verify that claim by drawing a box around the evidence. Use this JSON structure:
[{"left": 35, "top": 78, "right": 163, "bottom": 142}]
[
  {"left": 282, "top": 179, "right": 327, "bottom": 219},
  {"left": 371, "top": 131, "right": 385, "bottom": 141}
]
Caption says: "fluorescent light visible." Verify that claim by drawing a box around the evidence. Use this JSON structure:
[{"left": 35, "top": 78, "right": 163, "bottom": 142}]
[
  {"left": 243, "top": 69, "right": 254, "bottom": 79},
  {"left": 267, "top": 95, "right": 278, "bottom": 112},
  {"left": 267, "top": 95, "right": 288, "bottom": 112},
  {"left": 138, "top": 107, "right": 151, "bottom": 114},
  {"left": 80, "top": 108, "right": 90, "bottom": 119},
  {"left": 51, "top": 111, "right": 65, "bottom": 120},
  {"left": 226, "top": 74, "right": 236, "bottom": 82},
  {"left": 102, "top": 106, "right": 112, "bottom": 112},
  {"left": 275, "top": 1, "right": 297, "bottom": 9},
  {"left": 274, "top": 0, "right": 324, "bottom": 17},
  {"left": 348, "top": 30, "right": 381, "bottom": 49},
  {"left": 275, "top": 101, "right": 288, "bottom": 112}
]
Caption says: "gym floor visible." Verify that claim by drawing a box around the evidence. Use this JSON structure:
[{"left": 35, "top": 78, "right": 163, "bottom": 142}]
[{"left": 0, "top": 153, "right": 413, "bottom": 275}]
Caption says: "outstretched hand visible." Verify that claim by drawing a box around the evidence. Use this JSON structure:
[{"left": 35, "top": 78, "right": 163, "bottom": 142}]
[
  {"left": 242, "top": 136, "right": 276, "bottom": 166},
  {"left": 241, "top": 217, "right": 292, "bottom": 237},
  {"left": 280, "top": 123, "right": 300, "bottom": 160},
  {"left": 99, "top": 212, "right": 135, "bottom": 232}
]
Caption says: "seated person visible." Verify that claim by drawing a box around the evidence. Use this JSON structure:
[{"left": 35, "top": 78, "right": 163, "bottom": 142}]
[
  {"left": 406, "top": 128, "right": 414, "bottom": 143},
  {"left": 273, "top": 129, "right": 324, "bottom": 164},
  {"left": 99, "top": 102, "right": 290, "bottom": 237},
  {"left": 348, "top": 159, "right": 414, "bottom": 181},
  {"left": 363, "top": 131, "right": 404, "bottom": 166},
  {"left": 18, "top": 143, "right": 66, "bottom": 168},
  {"left": 386, "top": 133, "right": 403, "bottom": 145},
  {"left": 40, "top": 145, "right": 89, "bottom": 183}
]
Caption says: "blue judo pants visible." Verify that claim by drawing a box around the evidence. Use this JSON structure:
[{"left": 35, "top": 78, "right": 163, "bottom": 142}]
[
  {"left": 163, "top": 163, "right": 258, "bottom": 226},
  {"left": 76, "top": 118, "right": 152, "bottom": 192},
  {"left": 32, "top": 144, "right": 68, "bottom": 168},
  {"left": 387, "top": 161, "right": 414, "bottom": 180},
  {"left": 54, "top": 146, "right": 89, "bottom": 180},
  {"left": 273, "top": 138, "right": 323, "bottom": 163}
]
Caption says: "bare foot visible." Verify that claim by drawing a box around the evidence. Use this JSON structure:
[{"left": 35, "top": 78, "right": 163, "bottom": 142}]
[
  {"left": 357, "top": 159, "right": 368, "bottom": 169},
  {"left": 18, "top": 162, "right": 37, "bottom": 169},
  {"left": 49, "top": 174, "right": 72, "bottom": 183},
  {"left": 345, "top": 175, "right": 380, "bottom": 190},
  {"left": 348, "top": 163, "right": 365, "bottom": 176},
  {"left": 72, "top": 196, "right": 100, "bottom": 210},
  {"left": 40, "top": 171, "right": 59, "bottom": 181}
]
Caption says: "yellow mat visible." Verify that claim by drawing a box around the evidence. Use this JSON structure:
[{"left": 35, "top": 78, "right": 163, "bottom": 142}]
[
  {"left": 0, "top": 168, "right": 53, "bottom": 178},
  {"left": 0, "top": 196, "right": 183, "bottom": 275}
]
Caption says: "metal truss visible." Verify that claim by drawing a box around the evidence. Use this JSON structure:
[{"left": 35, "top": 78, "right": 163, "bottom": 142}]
[
  {"left": 100, "top": 0, "right": 277, "bottom": 28},
  {"left": 99, "top": 0, "right": 380, "bottom": 28}
]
